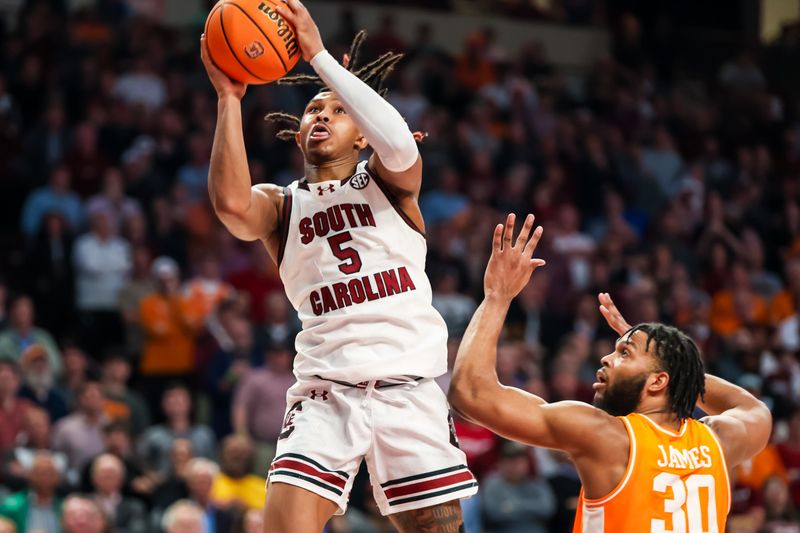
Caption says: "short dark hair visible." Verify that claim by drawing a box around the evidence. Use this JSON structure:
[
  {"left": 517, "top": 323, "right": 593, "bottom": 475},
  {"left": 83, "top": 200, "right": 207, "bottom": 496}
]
[
  {"left": 103, "top": 419, "right": 130, "bottom": 436},
  {"left": 625, "top": 323, "right": 705, "bottom": 420},
  {"left": 163, "top": 382, "right": 189, "bottom": 398}
]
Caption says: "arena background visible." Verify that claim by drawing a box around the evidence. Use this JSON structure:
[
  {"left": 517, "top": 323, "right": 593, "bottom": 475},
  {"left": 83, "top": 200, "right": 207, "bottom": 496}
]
[{"left": 0, "top": 0, "right": 797, "bottom": 531}]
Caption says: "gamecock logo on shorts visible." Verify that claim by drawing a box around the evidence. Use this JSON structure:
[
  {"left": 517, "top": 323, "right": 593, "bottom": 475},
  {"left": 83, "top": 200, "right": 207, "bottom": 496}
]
[
  {"left": 350, "top": 173, "right": 370, "bottom": 190},
  {"left": 245, "top": 41, "right": 265, "bottom": 59},
  {"left": 278, "top": 401, "right": 302, "bottom": 440}
]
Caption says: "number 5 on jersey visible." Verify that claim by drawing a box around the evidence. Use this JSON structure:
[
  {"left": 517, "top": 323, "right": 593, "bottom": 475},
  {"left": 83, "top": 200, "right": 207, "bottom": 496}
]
[
  {"left": 327, "top": 232, "right": 362, "bottom": 274},
  {"left": 651, "top": 473, "right": 718, "bottom": 533}
]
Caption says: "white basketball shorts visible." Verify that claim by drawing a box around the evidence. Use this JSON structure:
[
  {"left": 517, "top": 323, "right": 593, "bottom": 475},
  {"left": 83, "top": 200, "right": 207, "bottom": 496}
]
[{"left": 267, "top": 376, "right": 478, "bottom": 516}]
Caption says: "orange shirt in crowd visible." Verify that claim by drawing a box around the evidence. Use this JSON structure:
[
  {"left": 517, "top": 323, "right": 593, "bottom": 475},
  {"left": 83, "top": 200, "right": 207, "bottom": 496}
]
[
  {"left": 709, "top": 290, "right": 768, "bottom": 335},
  {"left": 734, "top": 444, "right": 788, "bottom": 491},
  {"left": 769, "top": 290, "right": 797, "bottom": 325},
  {"left": 139, "top": 293, "right": 204, "bottom": 375},
  {"left": 183, "top": 278, "right": 232, "bottom": 318}
]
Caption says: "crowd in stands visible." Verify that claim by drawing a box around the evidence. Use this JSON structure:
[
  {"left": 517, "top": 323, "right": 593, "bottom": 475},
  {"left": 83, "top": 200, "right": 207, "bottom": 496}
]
[{"left": 0, "top": 0, "right": 797, "bottom": 532}]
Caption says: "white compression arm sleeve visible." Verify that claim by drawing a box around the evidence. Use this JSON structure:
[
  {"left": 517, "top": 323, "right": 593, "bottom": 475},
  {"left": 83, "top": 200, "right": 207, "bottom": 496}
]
[{"left": 310, "top": 50, "right": 419, "bottom": 173}]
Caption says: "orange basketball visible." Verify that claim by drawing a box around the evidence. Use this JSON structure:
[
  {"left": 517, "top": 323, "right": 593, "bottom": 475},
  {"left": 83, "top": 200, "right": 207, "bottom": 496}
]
[{"left": 204, "top": 0, "right": 300, "bottom": 85}]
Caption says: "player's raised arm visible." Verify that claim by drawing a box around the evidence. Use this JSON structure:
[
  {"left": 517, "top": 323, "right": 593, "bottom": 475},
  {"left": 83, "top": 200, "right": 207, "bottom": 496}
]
[
  {"left": 201, "top": 36, "right": 280, "bottom": 243},
  {"left": 698, "top": 376, "right": 771, "bottom": 468},
  {"left": 276, "top": 0, "right": 422, "bottom": 196},
  {"left": 449, "top": 214, "right": 620, "bottom": 455}
]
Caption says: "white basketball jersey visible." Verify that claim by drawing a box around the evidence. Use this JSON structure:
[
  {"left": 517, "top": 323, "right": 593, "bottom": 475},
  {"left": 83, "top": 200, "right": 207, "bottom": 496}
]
[{"left": 278, "top": 160, "right": 448, "bottom": 382}]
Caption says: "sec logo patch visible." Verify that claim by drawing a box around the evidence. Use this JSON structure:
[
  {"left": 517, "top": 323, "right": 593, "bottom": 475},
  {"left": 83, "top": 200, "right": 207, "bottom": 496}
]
[{"left": 350, "top": 173, "right": 370, "bottom": 189}]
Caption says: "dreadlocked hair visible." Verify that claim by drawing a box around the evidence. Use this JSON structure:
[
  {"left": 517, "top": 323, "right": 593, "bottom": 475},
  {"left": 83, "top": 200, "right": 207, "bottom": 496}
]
[
  {"left": 624, "top": 323, "right": 706, "bottom": 420},
  {"left": 264, "top": 30, "right": 411, "bottom": 141},
  {"left": 264, "top": 112, "right": 301, "bottom": 141}
]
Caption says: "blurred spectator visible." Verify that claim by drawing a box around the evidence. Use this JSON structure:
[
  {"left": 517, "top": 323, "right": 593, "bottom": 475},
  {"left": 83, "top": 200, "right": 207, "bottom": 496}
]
[
  {"left": 257, "top": 292, "right": 298, "bottom": 349},
  {"left": 185, "top": 459, "right": 234, "bottom": 533},
  {"left": 79, "top": 421, "right": 147, "bottom": 501},
  {"left": 453, "top": 413, "right": 498, "bottom": 481},
  {"left": 183, "top": 256, "right": 233, "bottom": 320},
  {"left": 150, "top": 439, "right": 193, "bottom": 514},
  {"left": 176, "top": 133, "right": 211, "bottom": 201},
  {"left": 432, "top": 267, "right": 476, "bottom": 337},
  {"left": 546, "top": 451, "right": 581, "bottom": 533},
  {"left": 63, "top": 122, "right": 109, "bottom": 198},
  {"left": 161, "top": 499, "right": 204, "bottom": 533},
  {"left": 85, "top": 167, "right": 142, "bottom": 234},
  {"left": 368, "top": 14, "right": 406, "bottom": 56},
  {"left": 419, "top": 167, "right": 470, "bottom": 228},
  {"left": 59, "top": 344, "right": 90, "bottom": 409},
  {"left": 227, "top": 245, "right": 282, "bottom": 324},
  {"left": 232, "top": 344, "right": 295, "bottom": 461},
  {"left": 759, "top": 476, "right": 800, "bottom": 533},
  {"left": 481, "top": 440, "right": 556, "bottom": 533},
  {"left": 73, "top": 207, "right": 132, "bottom": 357},
  {"left": 207, "top": 315, "right": 258, "bottom": 438},
  {"left": 387, "top": 69, "right": 429, "bottom": 132},
  {"left": 0, "top": 296, "right": 62, "bottom": 375},
  {"left": 26, "top": 212, "right": 75, "bottom": 338},
  {"left": 777, "top": 409, "right": 800, "bottom": 507},
  {"left": 137, "top": 384, "right": 215, "bottom": 477},
  {"left": 51, "top": 380, "right": 108, "bottom": 480},
  {"left": 0, "top": 451, "right": 63, "bottom": 533},
  {"left": 138, "top": 257, "right": 203, "bottom": 404},
  {"left": 118, "top": 245, "right": 155, "bottom": 357},
  {"left": 1, "top": 408, "right": 67, "bottom": 493},
  {"left": 719, "top": 49, "right": 766, "bottom": 93},
  {"left": 0, "top": 359, "right": 32, "bottom": 456},
  {"left": 24, "top": 101, "right": 69, "bottom": 180},
  {"left": 100, "top": 354, "right": 150, "bottom": 438},
  {"left": 20, "top": 166, "right": 84, "bottom": 239},
  {"left": 89, "top": 454, "right": 147, "bottom": 533},
  {"left": 61, "top": 495, "right": 105, "bottom": 533},
  {"left": 17, "top": 344, "right": 68, "bottom": 422},
  {"left": 112, "top": 56, "right": 167, "bottom": 112},
  {"left": 456, "top": 33, "right": 495, "bottom": 90},
  {"left": 710, "top": 261, "right": 769, "bottom": 336},
  {"left": 209, "top": 435, "right": 265, "bottom": 511},
  {"left": 770, "top": 257, "right": 800, "bottom": 324}
]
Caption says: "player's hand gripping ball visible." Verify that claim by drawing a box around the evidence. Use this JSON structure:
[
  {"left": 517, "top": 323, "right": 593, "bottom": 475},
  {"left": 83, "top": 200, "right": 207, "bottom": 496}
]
[{"left": 204, "top": 0, "right": 300, "bottom": 84}]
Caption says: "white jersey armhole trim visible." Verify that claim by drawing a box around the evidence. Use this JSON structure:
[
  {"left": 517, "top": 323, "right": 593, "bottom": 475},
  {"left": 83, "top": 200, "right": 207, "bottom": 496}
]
[
  {"left": 584, "top": 416, "right": 637, "bottom": 507},
  {"left": 701, "top": 420, "right": 732, "bottom": 514}
]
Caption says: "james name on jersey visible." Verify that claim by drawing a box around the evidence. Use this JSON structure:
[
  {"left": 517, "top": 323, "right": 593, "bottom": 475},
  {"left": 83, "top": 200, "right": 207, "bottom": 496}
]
[
  {"left": 297, "top": 201, "right": 419, "bottom": 317},
  {"left": 656, "top": 444, "right": 714, "bottom": 470}
]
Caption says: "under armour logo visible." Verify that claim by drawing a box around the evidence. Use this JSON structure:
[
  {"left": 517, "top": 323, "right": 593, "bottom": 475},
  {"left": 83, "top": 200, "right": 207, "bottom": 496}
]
[
  {"left": 317, "top": 184, "right": 335, "bottom": 195},
  {"left": 310, "top": 389, "right": 329, "bottom": 401}
]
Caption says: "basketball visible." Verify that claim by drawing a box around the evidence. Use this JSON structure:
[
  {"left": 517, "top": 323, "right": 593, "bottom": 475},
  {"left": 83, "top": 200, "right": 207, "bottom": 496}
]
[{"left": 204, "top": 0, "right": 300, "bottom": 85}]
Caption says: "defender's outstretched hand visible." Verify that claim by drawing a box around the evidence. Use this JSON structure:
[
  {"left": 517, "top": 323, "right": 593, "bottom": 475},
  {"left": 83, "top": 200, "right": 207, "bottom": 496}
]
[
  {"left": 275, "top": 0, "right": 325, "bottom": 62},
  {"left": 200, "top": 34, "right": 247, "bottom": 100},
  {"left": 484, "top": 214, "right": 545, "bottom": 302},
  {"left": 598, "top": 292, "right": 632, "bottom": 336}
]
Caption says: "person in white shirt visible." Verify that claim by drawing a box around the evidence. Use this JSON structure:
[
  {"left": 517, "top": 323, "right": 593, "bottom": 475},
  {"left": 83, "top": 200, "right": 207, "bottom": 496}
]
[{"left": 73, "top": 206, "right": 131, "bottom": 356}]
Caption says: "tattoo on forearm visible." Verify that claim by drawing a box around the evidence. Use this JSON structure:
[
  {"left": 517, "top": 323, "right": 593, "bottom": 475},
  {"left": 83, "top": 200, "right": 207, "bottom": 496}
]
[{"left": 390, "top": 501, "right": 464, "bottom": 533}]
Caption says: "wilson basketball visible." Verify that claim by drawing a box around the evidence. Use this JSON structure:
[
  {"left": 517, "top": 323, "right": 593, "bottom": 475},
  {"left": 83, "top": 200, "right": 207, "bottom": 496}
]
[{"left": 204, "top": 0, "right": 300, "bottom": 85}]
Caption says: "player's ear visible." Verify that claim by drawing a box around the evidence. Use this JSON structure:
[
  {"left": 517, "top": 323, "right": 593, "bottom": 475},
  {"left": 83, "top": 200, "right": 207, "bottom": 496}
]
[
  {"left": 648, "top": 371, "right": 670, "bottom": 394},
  {"left": 354, "top": 134, "right": 368, "bottom": 151},
  {"left": 295, "top": 131, "right": 303, "bottom": 152}
]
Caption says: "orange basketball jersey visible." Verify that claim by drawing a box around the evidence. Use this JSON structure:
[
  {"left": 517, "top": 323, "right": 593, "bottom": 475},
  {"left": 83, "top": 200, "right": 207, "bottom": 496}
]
[{"left": 573, "top": 413, "right": 730, "bottom": 533}]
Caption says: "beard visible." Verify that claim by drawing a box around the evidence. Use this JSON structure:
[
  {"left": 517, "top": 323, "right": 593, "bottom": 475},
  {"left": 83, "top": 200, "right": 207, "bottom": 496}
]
[{"left": 593, "top": 373, "right": 647, "bottom": 416}]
